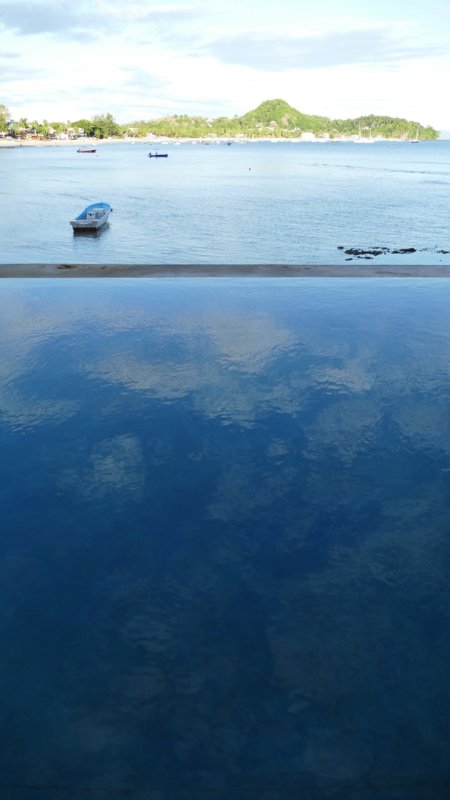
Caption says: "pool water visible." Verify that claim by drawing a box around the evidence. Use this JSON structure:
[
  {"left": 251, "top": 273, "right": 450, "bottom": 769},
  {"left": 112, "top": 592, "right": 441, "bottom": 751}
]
[{"left": 1, "top": 277, "right": 450, "bottom": 799}]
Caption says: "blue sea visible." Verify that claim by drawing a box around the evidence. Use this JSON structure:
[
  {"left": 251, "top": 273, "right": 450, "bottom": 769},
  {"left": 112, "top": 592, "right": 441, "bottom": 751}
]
[
  {"left": 0, "top": 139, "right": 450, "bottom": 264},
  {"left": 1, "top": 277, "right": 450, "bottom": 798}
]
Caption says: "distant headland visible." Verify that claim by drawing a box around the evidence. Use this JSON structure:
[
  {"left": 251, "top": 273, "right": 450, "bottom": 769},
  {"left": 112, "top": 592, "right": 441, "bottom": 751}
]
[{"left": 0, "top": 99, "right": 439, "bottom": 142}]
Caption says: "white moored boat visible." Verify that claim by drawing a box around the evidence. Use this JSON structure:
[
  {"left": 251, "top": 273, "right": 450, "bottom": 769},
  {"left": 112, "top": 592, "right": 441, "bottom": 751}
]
[{"left": 70, "top": 202, "right": 112, "bottom": 231}]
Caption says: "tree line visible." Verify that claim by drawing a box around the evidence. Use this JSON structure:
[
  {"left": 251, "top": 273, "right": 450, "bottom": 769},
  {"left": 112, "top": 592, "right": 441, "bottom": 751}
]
[
  {"left": 0, "top": 101, "right": 439, "bottom": 141},
  {"left": 0, "top": 106, "right": 121, "bottom": 139}
]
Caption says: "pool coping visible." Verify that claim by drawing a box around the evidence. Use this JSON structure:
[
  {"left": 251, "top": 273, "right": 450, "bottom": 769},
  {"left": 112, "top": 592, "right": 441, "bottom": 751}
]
[{"left": 0, "top": 263, "right": 450, "bottom": 278}]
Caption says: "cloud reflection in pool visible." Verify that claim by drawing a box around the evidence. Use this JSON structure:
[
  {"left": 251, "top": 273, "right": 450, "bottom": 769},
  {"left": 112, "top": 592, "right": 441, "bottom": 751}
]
[{"left": 0, "top": 278, "right": 450, "bottom": 799}]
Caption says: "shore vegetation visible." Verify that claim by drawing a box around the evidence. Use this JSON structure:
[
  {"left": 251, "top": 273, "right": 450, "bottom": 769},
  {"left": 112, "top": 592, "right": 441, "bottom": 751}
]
[{"left": 0, "top": 100, "right": 439, "bottom": 141}]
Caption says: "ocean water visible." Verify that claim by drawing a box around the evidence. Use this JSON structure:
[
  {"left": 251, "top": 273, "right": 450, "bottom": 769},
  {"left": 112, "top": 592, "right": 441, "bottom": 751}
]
[
  {"left": 1, "top": 277, "right": 450, "bottom": 798},
  {"left": 0, "top": 140, "right": 450, "bottom": 264}
]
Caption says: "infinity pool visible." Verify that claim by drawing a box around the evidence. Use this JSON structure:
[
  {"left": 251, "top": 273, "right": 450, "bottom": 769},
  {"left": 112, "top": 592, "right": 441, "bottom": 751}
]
[{"left": 1, "top": 278, "right": 449, "bottom": 799}]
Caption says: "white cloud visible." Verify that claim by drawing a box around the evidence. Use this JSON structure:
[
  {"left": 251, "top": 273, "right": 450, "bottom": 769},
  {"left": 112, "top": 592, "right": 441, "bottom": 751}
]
[{"left": 206, "top": 28, "right": 444, "bottom": 70}]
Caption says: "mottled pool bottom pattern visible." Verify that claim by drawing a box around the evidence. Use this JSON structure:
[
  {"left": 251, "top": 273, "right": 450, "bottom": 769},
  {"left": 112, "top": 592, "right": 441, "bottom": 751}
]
[{"left": 1, "top": 278, "right": 450, "bottom": 800}]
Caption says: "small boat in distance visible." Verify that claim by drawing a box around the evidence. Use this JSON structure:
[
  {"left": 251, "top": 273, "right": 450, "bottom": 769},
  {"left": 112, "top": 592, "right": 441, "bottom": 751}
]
[
  {"left": 409, "top": 126, "right": 420, "bottom": 143},
  {"left": 77, "top": 148, "right": 96, "bottom": 153},
  {"left": 148, "top": 152, "right": 168, "bottom": 158},
  {"left": 70, "top": 202, "right": 112, "bottom": 231}
]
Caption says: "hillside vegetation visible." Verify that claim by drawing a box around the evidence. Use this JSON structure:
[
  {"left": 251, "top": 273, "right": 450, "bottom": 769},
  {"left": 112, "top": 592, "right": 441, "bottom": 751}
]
[
  {"left": 1, "top": 99, "right": 438, "bottom": 140},
  {"left": 128, "top": 99, "right": 438, "bottom": 140}
]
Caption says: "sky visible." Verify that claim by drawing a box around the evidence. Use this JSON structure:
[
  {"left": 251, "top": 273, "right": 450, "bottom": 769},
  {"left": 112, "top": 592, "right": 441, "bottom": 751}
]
[{"left": 0, "top": 0, "right": 449, "bottom": 129}]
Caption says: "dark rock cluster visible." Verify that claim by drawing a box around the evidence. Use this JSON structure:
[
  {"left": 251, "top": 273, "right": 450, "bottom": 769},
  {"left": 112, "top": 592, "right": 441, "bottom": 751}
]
[{"left": 338, "top": 246, "right": 449, "bottom": 261}]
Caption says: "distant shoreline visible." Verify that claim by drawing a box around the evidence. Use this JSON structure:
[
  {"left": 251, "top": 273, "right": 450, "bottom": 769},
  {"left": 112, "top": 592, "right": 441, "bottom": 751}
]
[{"left": 0, "top": 135, "right": 440, "bottom": 148}]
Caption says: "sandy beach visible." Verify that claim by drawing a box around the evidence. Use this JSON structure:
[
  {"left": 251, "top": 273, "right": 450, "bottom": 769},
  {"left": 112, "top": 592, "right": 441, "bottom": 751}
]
[
  {"left": 0, "top": 136, "right": 111, "bottom": 148},
  {"left": 0, "top": 135, "right": 409, "bottom": 148}
]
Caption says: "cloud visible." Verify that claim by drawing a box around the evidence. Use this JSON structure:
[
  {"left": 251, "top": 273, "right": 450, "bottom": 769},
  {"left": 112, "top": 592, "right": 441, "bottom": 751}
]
[
  {"left": 129, "top": 4, "right": 202, "bottom": 23},
  {"left": 0, "top": 63, "right": 36, "bottom": 81},
  {"left": 0, "top": 390, "right": 78, "bottom": 431},
  {"left": 0, "top": 0, "right": 204, "bottom": 38},
  {"left": 121, "top": 67, "right": 168, "bottom": 91},
  {"left": 0, "top": 1, "right": 85, "bottom": 35},
  {"left": 82, "top": 310, "right": 298, "bottom": 427},
  {"left": 57, "top": 434, "right": 146, "bottom": 504},
  {"left": 86, "top": 435, "right": 145, "bottom": 501},
  {"left": 206, "top": 28, "right": 445, "bottom": 71}
]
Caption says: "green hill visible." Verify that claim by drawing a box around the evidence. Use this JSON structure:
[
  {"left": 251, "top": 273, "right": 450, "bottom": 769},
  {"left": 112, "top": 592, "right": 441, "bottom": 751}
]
[
  {"left": 125, "top": 99, "right": 439, "bottom": 140},
  {"left": 239, "top": 99, "right": 331, "bottom": 134},
  {"left": 236, "top": 100, "right": 437, "bottom": 139}
]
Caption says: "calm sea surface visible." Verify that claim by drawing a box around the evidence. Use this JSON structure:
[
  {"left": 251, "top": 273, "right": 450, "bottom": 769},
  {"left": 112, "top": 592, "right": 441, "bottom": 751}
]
[
  {"left": 1, "top": 140, "right": 450, "bottom": 263},
  {"left": 1, "top": 278, "right": 450, "bottom": 798}
]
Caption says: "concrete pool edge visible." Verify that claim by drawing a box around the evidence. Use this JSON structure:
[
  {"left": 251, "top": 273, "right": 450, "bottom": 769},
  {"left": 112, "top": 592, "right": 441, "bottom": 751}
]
[{"left": 0, "top": 263, "right": 450, "bottom": 278}]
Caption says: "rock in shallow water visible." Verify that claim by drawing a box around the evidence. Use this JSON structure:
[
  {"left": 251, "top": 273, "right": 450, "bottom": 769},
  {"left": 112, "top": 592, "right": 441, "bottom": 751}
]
[{"left": 340, "top": 245, "right": 424, "bottom": 260}]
